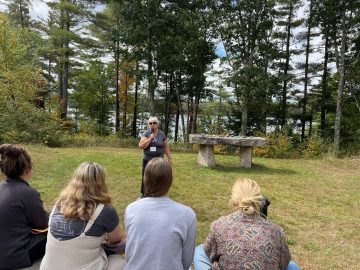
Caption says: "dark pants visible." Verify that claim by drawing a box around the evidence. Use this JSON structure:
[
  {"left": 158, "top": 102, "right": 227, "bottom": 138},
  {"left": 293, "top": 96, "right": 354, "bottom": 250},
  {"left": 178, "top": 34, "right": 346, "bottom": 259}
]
[
  {"left": 141, "top": 159, "right": 149, "bottom": 196},
  {"left": 28, "top": 233, "right": 47, "bottom": 263}
]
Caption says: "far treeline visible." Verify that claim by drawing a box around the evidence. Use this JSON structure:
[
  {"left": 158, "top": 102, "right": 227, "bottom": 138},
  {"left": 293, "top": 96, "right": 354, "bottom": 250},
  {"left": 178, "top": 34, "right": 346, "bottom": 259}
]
[{"left": 0, "top": 0, "right": 359, "bottom": 156}]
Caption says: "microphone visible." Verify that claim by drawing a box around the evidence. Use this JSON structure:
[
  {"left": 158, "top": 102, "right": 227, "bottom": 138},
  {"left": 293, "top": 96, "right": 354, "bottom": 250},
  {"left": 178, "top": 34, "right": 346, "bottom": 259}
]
[{"left": 150, "top": 128, "right": 156, "bottom": 142}]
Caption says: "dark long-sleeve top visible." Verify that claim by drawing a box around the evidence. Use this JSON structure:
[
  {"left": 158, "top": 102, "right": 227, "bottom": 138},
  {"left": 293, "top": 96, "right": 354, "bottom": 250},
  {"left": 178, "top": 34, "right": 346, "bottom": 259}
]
[{"left": 0, "top": 177, "right": 48, "bottom": 270}]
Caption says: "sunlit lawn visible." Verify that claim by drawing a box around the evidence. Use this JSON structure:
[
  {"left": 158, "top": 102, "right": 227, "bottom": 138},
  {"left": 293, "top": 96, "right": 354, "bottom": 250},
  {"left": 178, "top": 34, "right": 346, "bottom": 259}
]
[{"left": 24, "top": 145, "right": 360, "bottom": 270}]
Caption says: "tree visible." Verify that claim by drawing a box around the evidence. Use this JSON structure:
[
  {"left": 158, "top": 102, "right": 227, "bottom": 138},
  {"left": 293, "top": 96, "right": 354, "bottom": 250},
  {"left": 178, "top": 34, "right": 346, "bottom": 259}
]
[
  {"left": 299, "top": 0, "right": 316, "bottom": 140},
  {"left": 214, "top": 0, "right": 276, "bottom": 135},
  {"left": 274, "top": 0, "right": 304, "bottom": 130},
  {"left": 0, "top": 13, "right": 61, "bottom": 143},
  {"left": 71, "top": 61, "right": 113, "bottom": 135},
  {"left": 333, "top": 0, "right": 360, "bottom": 155},
  {"left": 3, "top": 0, "right": 32, "bottom": 29},
  {"left": 88, "top": 1, "right": 127, "bottom": 132},
  {"left": 44, "top": 0, "right": 95, "bottom": 119}
]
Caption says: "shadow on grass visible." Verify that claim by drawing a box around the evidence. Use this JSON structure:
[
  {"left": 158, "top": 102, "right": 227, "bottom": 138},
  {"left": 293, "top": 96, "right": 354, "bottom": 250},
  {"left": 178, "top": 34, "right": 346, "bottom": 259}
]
[{"left": 208, "top": 163, "right": 297, "bottom": 175}]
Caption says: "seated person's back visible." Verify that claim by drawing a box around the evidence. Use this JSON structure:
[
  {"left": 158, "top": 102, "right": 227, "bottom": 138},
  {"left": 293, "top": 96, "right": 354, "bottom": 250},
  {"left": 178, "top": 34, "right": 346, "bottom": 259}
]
[
  {"left": 40, "top": 162, "right": 125, "bottom": 270},
  {"left": 124, "top": 158, "right": 196, "bottom": 270},
  {"left": 0, "top": 144, "right": 48, "bottom": 270},
  {"left": 194, "top": 178, "right": 301, "bottom": 270}
]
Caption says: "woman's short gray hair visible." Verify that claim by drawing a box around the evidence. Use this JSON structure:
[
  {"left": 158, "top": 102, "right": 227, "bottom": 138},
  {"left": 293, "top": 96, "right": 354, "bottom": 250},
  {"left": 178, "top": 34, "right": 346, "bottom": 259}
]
[{"left": 148, "top": 116, "right": 159, "bottom": 124}]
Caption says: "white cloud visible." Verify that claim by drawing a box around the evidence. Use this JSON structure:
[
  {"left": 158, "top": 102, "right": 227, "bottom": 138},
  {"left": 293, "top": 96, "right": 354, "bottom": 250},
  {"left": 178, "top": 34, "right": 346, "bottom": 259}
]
[
  {"left": 0, "top": 0, "right": 49, "bottom": 20},
  {"left": 30, "top": 0, "right": 49, "bottom": 20}
]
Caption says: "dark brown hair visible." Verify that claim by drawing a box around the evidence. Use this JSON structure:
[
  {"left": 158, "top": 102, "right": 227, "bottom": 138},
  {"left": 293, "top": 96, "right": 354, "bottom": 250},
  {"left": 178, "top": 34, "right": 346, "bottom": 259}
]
[
  {"left": 144, "top": 158, "right": 172, "bottom": 197},
  {"left": 0, "top": 144, "right": 32, "bottom": 178}
]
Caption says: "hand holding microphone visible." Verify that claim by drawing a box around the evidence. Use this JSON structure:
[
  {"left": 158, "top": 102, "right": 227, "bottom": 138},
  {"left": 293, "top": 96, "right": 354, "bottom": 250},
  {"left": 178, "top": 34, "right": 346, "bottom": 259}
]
[{"left": 149, "top": 128, "right": 156, "bottom": 141}]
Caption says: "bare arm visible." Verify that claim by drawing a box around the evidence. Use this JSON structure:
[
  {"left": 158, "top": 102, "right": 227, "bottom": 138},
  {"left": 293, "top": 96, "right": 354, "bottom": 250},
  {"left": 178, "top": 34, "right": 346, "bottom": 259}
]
[
  {"left": 139, "top": 134, "right": 156, "bottom": 149},
  {"left": 105, "top": 223, "right": 124, "bottom": 244}
]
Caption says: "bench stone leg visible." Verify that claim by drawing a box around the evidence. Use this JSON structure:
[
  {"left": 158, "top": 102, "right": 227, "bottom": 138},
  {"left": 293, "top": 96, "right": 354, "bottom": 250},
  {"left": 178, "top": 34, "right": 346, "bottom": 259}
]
[
  {"left": 240, "top": 146, "right": 253, "bottom": 168},
  {"left": 198, "top": 144, "right": 216, "bottom": 167}
]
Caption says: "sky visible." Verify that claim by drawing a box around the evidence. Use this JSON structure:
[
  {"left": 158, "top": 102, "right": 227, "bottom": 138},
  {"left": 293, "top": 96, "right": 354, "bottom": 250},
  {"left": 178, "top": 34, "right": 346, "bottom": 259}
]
[
  {"left": 0, "top": 0, "right": 227, "bottom": 57},
  {"left": 29, "top": 0, "right": 49, "bottom": 20},
  {"left": 0, "top": 0, "right": 322, "bottom": 96},
  {"left": 0, "top": 0, "right": 49, "bottom": 20}
]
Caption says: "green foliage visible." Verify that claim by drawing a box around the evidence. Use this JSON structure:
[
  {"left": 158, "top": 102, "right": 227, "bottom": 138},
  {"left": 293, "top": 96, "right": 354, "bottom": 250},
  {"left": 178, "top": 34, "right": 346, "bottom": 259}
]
[
  {"left": 0, "top": 101, "right": 62, "bottom": 146},
  {"left": 302, "top": 134, "right": 330, "bottom": 158},
  {"left": 0, "top": 15, "right": 62, "bottom": 146},
  {"left": 60, "top": 133, "right": 138, "bottom": 148},
  {"left": 254, "top": 132, "right": 331, "bottom": 158},
  {"left": 0, "top": 17, "right": 40, "bottom": 104},
  {"left": 71, "top": 61, "right": 114, "bottom": 135},
  {"left": 256, "top": 132, "right": 296, "bottom": 158}
]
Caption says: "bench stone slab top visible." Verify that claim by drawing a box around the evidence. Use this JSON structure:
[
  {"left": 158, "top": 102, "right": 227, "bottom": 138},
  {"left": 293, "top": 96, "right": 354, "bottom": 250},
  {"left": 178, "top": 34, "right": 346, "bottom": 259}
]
[{"left": 189, "top": 134, "right": 267, "bottom": 147}]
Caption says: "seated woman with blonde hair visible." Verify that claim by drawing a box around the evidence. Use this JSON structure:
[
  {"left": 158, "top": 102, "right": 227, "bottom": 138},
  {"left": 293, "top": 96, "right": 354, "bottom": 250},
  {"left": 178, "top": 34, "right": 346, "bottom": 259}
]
[
  {"left": 194, "top": 178, "right": 300, "bottom": 270},
  {"left": 40, "top": 162, "right": 125, "bottom": 270}
]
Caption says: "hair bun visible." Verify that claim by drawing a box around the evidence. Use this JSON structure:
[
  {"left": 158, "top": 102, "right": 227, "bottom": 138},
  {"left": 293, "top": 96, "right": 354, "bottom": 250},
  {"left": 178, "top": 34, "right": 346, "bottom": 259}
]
[{"left": 0, "top": 144, "right": 22, "bottom": 159}]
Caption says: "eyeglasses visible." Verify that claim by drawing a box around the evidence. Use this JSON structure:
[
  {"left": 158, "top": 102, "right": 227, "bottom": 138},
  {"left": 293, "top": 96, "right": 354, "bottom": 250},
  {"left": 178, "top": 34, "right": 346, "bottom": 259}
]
[{"left": 148, "top": 122, "right": 157, "bottom": 125}]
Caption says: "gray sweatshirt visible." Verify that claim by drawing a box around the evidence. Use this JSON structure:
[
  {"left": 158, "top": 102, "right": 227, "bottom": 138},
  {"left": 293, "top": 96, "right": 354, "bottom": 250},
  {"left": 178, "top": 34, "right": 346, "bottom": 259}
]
[{"left": 124, "top": 196, "right": 196, "bottom": 270}]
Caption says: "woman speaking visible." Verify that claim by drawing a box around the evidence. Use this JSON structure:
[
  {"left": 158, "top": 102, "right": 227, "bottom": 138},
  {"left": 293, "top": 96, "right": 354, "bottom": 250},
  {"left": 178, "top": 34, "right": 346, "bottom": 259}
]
[{"left": 138, "top": 116, "right": 172, "bottom": 198}]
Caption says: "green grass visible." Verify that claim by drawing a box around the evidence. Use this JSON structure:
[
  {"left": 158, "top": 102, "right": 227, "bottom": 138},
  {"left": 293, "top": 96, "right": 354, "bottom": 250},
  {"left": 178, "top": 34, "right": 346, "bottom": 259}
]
[{"left": 19, "top": 145, "right": 360, "bottom": 270}]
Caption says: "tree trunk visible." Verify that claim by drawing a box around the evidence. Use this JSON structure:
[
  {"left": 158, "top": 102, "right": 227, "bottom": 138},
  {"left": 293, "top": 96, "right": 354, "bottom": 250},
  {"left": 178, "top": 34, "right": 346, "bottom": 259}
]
[
  {"left": 240, "top": 93, "right": 248, "bottom": 136},
  {"left": 174, "top": 103, "right": 179, "bottom": 142},
  {"left": 115, "top": 40, "right": 120, "bottom": 132},
  {"left": 164, "top": 74, "right": 172, "bottom": 136},
  {"left": 60, "top": 10, "right": 70, "bottom": 119},
  {"left": 122, "top": 73, "right": 128, "bottom": 132},
  {"left": 176, "top": 74, "right": 186, "bottom": 141},
  {"left": 187, "top": 96, "right": 193, "bottom": 139},
  {"left": 192, "top": 87, "right": 201, "bottom": 134},
  {"left": 301, "top": 0, "right": 313, "bottom": 141},
  {"left": 334, "top": 3, "right": 347, "bottom": 155},
  {"left": 281, "top": 2, "right": 294, "bottom": 129},
  {"left": 132, "top": 62, "right": 139, "bottom": 138},
  {"left": 19, "top": 0, "right": 24, "bottom": 29},
  {"left": 147, "top": 32, "right": 155, "bottom": 115},
  {"left": 320, "top": 33, "right": 329, "bottom": 136}
]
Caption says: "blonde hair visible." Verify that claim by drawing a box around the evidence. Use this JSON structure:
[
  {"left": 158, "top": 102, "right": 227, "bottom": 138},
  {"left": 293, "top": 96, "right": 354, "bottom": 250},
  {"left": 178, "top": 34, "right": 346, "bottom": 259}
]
[
  {"left": 57, "top": 162, "right": 111, "bottom": 220},
  {"left": 229, "top": 178, "right": 263, "bottom": 215}
]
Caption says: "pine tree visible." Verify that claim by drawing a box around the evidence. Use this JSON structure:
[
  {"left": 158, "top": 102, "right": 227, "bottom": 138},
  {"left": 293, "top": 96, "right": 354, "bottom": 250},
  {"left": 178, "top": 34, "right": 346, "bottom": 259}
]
[{"left": 214, "top": 0, "right": 276, "bottom": 135}]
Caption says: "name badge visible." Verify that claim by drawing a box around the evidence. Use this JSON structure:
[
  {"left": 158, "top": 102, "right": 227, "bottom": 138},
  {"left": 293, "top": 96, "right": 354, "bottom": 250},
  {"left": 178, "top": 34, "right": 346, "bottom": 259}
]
[{"left": 150, "top": 147, "right": 156, "bottom": 152}]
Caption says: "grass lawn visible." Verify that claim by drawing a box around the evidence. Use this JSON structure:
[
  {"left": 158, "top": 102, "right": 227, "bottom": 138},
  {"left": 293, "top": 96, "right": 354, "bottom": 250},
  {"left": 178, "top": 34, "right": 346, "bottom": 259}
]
[{"left": 21, "top": 145, "right": 360, "bottom": 270}]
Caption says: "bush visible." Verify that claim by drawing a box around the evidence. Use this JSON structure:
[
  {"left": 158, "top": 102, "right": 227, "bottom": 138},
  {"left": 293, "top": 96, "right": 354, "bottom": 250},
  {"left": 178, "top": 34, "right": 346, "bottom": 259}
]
[
  {"left": 253, "top": 132, "right": 332, "bottom": 158},
  {"left": 254, "top": 132, "right": 298, "bottom": 158},
  {"left": 60, "top": 133, "right": 139, "bottom": 148},
  {"left": 0, "top": 101, "right": 63, "bottom": 146},
  {"left": 302, "top": 135, "right": 330, "bottom": 158}
]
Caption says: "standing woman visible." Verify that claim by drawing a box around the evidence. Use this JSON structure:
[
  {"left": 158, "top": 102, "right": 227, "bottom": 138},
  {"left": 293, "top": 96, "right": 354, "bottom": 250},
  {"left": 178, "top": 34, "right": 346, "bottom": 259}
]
[
  {"left": 0, "top": 144, "right": 48, "bottom": 270},
  {"left": 40, "top": 162, "right": 125, "bottom": 270},
  {"left": 138, "top": 116, "right": 172, "bottom": 197}
]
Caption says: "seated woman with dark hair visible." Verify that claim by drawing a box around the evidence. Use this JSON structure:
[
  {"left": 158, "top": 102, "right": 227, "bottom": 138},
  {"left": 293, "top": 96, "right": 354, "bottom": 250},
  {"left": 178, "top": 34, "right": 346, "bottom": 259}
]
[
  {"left": 40, "top": 162, "right": 125, "bottom": 270},
  {"left": 124, "top": 158, "right": 196, "bottom": 270},
  {"left": 0, "top": 144, "right": 48, "bottom": 270},
  {"left": 194, "top": 178, "right": 301, "bottom": 270}
]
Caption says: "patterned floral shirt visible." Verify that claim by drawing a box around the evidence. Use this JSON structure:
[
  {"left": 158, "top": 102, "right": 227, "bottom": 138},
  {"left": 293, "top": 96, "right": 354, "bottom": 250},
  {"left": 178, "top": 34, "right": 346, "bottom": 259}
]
[{"left": 204, "top": 211, "right": 291, "bottom": 270}]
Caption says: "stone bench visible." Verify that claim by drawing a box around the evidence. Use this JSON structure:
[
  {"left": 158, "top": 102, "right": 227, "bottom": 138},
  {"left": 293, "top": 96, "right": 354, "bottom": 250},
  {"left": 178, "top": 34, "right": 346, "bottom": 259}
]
[{"left": 189, "top": 134, "right": 267, "bottom": 168}]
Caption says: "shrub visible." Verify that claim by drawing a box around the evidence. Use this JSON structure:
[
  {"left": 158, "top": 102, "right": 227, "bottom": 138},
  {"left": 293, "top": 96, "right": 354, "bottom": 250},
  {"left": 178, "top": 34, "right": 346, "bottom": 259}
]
[
  {"left": 255, "top": 132, "right": 297, "bottom": 158},
  {"left": 60, "top": 133, "right": 139, "bottom": 148},
  {"left": 303, "top": 135, "right": 330, "bottom": 158},
  {"left": 0, "top": 101, "right": 63, "bottom": 146}
]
